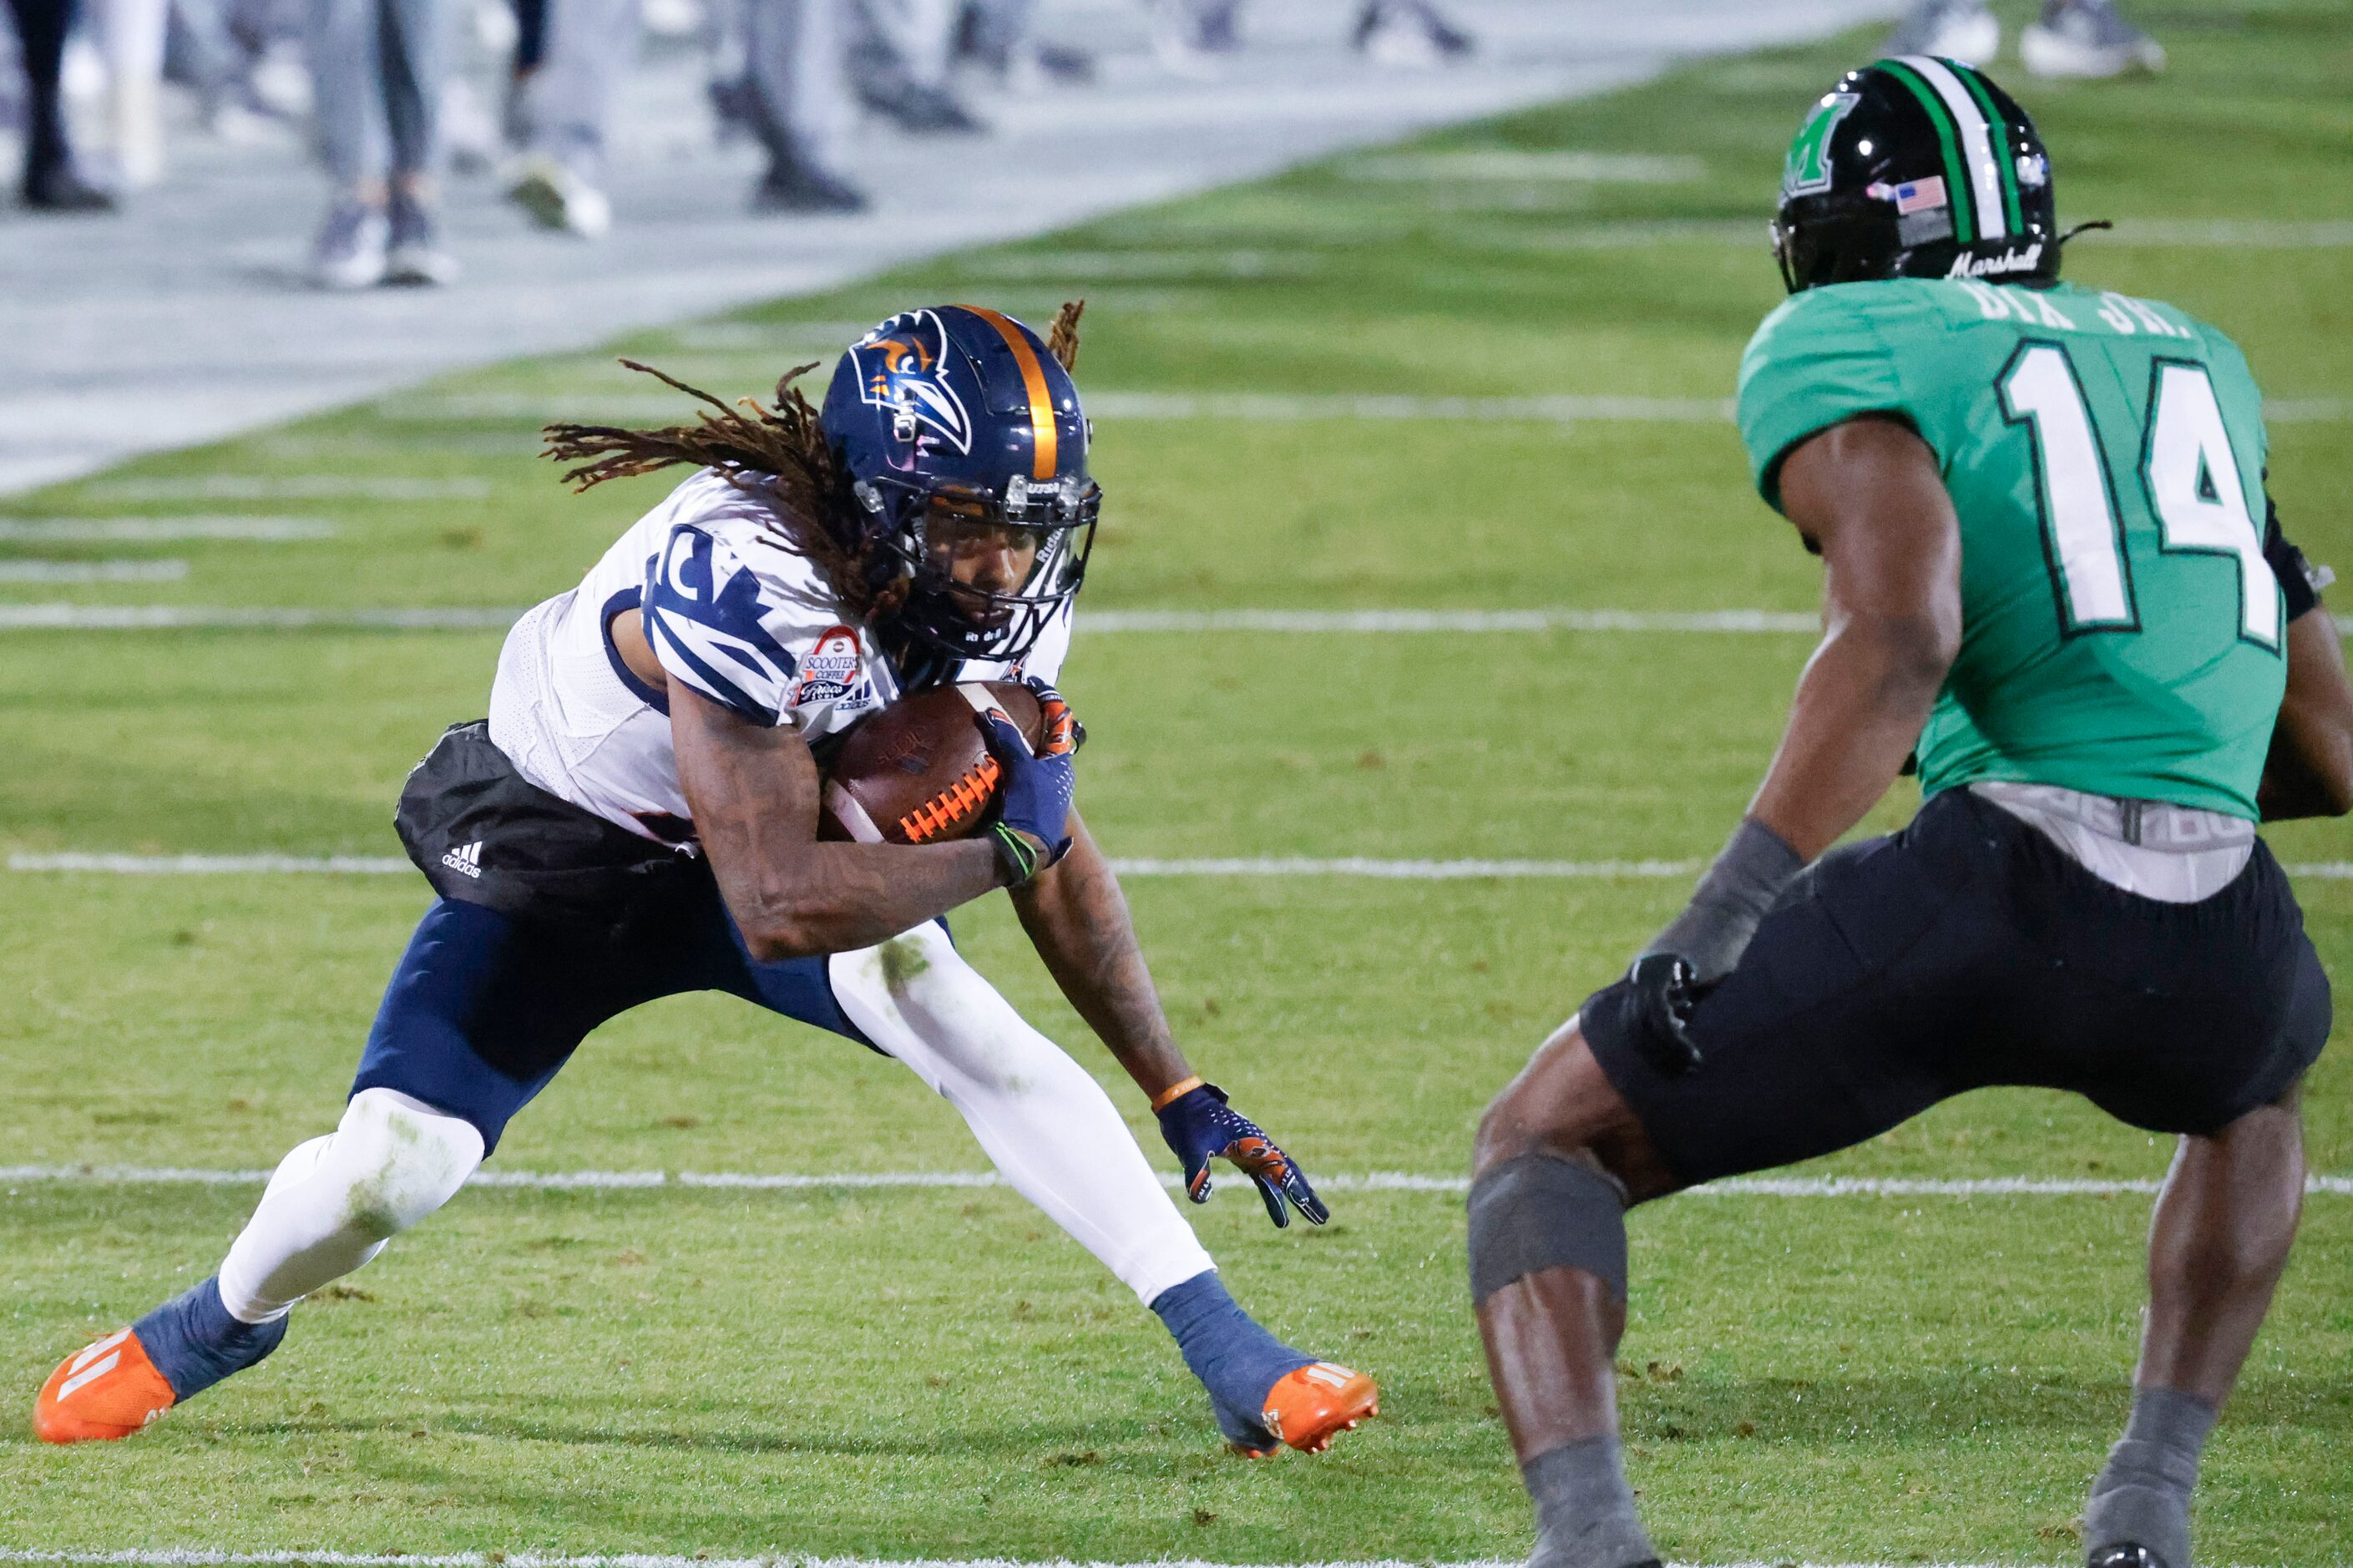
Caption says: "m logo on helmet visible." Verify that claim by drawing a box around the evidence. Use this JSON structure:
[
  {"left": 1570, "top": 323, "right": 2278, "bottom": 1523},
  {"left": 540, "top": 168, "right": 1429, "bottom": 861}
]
[
  {"left": 1784, "top": 92, "right": 1860, "bottom": 196},
  {"left": 849, "top": 310, "right": 973, "bottom": 455}
]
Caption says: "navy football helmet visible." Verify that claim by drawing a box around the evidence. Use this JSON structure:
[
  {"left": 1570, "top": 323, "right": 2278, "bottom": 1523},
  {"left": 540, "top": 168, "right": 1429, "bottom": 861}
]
[
  {"left": 1772, "top": 57, "right": 2059, "bottom": 292},
  {"left": 821, "top": 305, "right": 1099, "bottom": 666}
]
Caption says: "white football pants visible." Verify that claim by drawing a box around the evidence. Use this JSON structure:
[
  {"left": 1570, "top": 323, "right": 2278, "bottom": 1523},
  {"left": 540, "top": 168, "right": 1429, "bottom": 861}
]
[{"left": 216, "top": 922, "right": 1212, "bottom": 1323}]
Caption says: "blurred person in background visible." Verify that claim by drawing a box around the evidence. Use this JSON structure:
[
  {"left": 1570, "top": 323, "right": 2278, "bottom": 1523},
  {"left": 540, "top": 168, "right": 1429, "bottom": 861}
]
[
  {"left": 503, "top": 0, "right": 634, "bottom": 235},
  {"left": 1885, "top": 0, "right": 2164, "bottom": 78},
  {"left": 708, "top": 0, "right": 863, "bottom": 213},
  {"left": 949, "top": 0, "right": 1092, "bottom": 88},
  {"left": 848, "top": 0, "right": 982, "bottom": 134},
  {"left": 307, "top": 0, "right": 458, "bottom": 287},
  {"left": 1149, "top": 0, "right": 1470, "bottom": 74},
  {"left": 90, "top": 0, "right": 168, "bottom": 185},
  {"left": 7, "top": 0, "right": 115, "bottom": 205}
]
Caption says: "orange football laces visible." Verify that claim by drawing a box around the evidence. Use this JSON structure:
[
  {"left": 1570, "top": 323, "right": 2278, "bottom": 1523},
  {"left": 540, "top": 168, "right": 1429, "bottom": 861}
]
[{"left": 898, "top": 756, "right": 1004, "bottom": 842}]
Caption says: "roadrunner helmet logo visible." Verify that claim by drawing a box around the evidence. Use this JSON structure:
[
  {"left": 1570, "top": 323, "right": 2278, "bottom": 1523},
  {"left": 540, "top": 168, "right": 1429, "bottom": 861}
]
[{"left": 849, "top": 310, "right": 973, "bottom": 455}]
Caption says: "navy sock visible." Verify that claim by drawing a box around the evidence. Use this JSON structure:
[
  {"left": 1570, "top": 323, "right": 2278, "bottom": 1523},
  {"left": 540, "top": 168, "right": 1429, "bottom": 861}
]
[
  {"left": 133, "top": 1277, "right": 288, "bottom": 1401},
  {"left": 1149, "top": 1269, "right": 1312, "bottom": 1440}
]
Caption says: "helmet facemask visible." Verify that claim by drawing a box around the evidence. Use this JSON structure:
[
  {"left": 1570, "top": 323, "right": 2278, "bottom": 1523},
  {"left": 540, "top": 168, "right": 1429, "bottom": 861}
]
[{"left": 855, "top": 469, "right": 1100, "bottom": 665}]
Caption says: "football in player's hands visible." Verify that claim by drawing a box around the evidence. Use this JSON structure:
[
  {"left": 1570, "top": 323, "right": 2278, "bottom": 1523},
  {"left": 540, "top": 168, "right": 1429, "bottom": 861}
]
[{"left": 818, "top": 682, "right": 1046, "bottom": 845}]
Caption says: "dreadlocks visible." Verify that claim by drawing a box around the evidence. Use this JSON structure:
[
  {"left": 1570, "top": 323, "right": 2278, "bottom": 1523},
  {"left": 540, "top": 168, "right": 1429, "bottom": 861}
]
[
  {"left": 538, "top": 301, "right": 1085, "bottom": 623},
  {"left": 540, "top": 357, "right": 880, "bottom": 615}
]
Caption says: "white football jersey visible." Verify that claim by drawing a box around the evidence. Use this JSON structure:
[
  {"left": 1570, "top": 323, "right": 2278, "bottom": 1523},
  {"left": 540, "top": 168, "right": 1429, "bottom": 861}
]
[{"left": 488, "top": 468, "right": 1071, "bottom": 843}]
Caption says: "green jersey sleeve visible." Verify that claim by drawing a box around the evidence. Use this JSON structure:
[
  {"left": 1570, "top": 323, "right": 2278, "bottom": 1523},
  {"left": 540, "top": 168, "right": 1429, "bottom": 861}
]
[{"left": 1737, "top": 286, "right": 1918, "bottom": 513}]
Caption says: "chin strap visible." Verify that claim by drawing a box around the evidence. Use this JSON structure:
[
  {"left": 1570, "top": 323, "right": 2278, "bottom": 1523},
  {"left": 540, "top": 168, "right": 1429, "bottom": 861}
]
[{"left": 2057, "top": 219, "right": 2114, "bottom": 249}]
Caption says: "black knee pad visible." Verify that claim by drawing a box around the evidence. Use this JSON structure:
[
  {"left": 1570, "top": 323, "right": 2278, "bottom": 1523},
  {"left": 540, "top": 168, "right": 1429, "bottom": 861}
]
[{"left": 1467, "top": 1153, "right": 1629, "bottom": 1304}]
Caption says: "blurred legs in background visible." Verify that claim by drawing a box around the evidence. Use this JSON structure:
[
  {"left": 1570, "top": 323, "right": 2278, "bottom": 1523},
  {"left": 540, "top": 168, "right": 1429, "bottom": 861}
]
[
  {"left": 504, "top": 0, "right": 634, "bottom": 235},
  {"left": 2021, "top": 0, "right": 2163, "bottom": 78},
  {"left": 91, "top": 0, "right": 167, "bottom": 183},
  {"left": 1883, "top": 0, "right": 1999, "bottom": 64},
  {"left": 949, "top": 0, "right": 1092, "bottom": 89},
  {"left": 740, "top": 0, "right": 861, "bottom": 212},
  {"left": 308, "top": 0, "right": 457, "bottom": 285},
  {"left": 1349, "top": 0, "right": 1470, "bottom": 64},
  {"left": 849, "top": 0, "right": 980, "bottom": 134},
  {"left": 8, "top": 0, "right": 114, "bottom": 206}
]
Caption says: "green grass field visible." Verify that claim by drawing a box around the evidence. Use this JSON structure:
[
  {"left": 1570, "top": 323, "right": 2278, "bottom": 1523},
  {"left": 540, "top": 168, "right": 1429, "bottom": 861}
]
[{"left": 4, "top": 3, "right": 2350, "bottom": 1560}]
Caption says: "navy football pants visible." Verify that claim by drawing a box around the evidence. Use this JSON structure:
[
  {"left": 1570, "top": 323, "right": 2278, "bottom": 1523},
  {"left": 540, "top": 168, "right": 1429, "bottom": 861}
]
[{"left": 351, "top": 891, "right": 868, "bottom": 1153}]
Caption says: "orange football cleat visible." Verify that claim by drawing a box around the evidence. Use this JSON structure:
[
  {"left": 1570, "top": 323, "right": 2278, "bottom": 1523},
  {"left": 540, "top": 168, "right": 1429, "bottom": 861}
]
[
  {"left": 33, "top": 1328, "right": 176, "bottom": 1443},
  {"left": 1232, "top": 1361, "right": 1379, "bottom": 1457}
]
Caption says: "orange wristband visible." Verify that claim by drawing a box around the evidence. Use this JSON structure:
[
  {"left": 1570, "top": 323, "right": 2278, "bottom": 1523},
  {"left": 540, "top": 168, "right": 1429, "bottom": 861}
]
[{"left": 1150, "top": 1075, "right": 1205, "bottom": 1112}]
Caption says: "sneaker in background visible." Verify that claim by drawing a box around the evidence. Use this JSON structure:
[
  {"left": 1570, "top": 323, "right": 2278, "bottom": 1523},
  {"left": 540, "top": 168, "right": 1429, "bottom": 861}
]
[
  {"left": 1353, "top": 0, "right": 1475, "bottom": 67},
  {"left": 384, "top": 190, "right": 459, "bottom": 286},
  {"left": 508, "top": 154, "right": 612, "bottom": 238},
  {"left": 311, "top": 199, "right": 388, "bottom": 288},
  {"left": 1882, "top": 0, "right": 2000, "bottom": 65},
  {"left": 2022, "top": 0, "right": 2165, "bottom": 78}
]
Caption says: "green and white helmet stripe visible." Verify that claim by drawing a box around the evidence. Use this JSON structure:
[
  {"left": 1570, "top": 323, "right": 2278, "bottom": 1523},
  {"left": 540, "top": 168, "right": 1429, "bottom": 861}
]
[{"left": 1880, "top": 54, "right": 2018, "bottom": 243}]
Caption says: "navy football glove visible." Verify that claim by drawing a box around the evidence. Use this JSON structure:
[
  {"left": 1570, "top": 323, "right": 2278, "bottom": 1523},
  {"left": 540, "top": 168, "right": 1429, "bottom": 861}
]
[
  {"left": 1155, "top": 1080, "right": 1329, "bottom": 1228},
  {"left": 979, "top": 682, "right": 1080, "bottom": 885}
]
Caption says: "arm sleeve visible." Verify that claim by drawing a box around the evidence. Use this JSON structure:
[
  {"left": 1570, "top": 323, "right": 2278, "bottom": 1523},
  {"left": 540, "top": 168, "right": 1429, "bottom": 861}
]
[
  {"left": 1736, "top": 290, "right": 1915, "bottom": 514},
  {"left": 640, "top": 524, "right": 802, "bottom": 725},
  {"left": 2264, "top": 497, "right": 2325, "bottom": 623}
]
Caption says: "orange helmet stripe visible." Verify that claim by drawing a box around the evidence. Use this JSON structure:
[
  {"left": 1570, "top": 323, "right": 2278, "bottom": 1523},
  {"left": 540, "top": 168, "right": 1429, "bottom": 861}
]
[{"left": 958, "top": 305, "right": 1058, "bottom": 481}]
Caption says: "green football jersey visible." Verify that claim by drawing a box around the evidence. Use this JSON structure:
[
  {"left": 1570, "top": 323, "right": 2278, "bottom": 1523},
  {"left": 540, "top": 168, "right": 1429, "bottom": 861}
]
[{"left": 1738, "top": 276, "right": 2287, "bottom": 819}]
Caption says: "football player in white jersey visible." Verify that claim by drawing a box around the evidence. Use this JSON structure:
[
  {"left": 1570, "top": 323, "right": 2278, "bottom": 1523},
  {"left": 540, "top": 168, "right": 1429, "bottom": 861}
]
[{"left": 35, "top": 304, "right": 1379, "bottom": 1460}]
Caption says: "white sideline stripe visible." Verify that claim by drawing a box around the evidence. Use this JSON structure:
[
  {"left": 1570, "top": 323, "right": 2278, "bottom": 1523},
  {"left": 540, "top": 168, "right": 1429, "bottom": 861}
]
[
  {"left": 0, "top": 559, "right": 188, "bottom": 583},
  {"left": 0, "top": 517, "right": 335, "bottom": 542},
  {"left": 78, "top": 477, "right": 493, "bottom": 502},
  {"left": 5, "top": 1165, "right": 2349, "bottom": 1199},
  {"left": 12, "top": 853, "right": 2353, "bottom": 881}
]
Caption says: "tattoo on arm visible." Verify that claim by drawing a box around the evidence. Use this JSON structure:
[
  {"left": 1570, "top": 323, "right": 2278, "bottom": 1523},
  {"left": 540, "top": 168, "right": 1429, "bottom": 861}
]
[{"left": 1011, "top": 811, "right": 1195, "bottom": 1098}]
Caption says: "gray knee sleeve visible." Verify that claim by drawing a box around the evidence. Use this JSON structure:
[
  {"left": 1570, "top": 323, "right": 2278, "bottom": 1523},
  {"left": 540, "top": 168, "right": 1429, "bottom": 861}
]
[{"left": 1467, "top": 1153, "right": 1629, "bottom": 1303}]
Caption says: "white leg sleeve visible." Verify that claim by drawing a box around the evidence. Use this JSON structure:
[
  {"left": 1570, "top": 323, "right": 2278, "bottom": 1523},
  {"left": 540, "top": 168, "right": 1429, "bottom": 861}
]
[
  {"left": 215, "top": 1088, "right": 485, "bottom": 1325},
  {"left": 829, "top": 924, "right": 1215, "bottom": 1306}
]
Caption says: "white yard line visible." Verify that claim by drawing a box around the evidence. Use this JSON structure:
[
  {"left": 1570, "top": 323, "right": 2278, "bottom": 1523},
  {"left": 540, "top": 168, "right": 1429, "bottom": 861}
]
[
  {"left": 0, "top": 605, "right": 1811, "bottom": 635},
  {"left": 0, "top": 559, "right": 188, "bottom": 583},
  {"left": 11, "top": 852, "right": 2351, "bottom": 880},
  {"left": 1082, "top": 608, "right": 1816, "bottom": 632},
  {"left": 1343, "top": 149, "right": 1706, "bottom": 183},
  {"left": 76, "top": 477, "right": 493, "bottom": 502},
  {"left": 0, "top": 518, "right": 335, "bottom": 542},
  {"left": 5, "top": 1166, "right": 2348, "bottom": 1198},
  {"left": 0, "top": 1498, "right": 2270, "bottom": 1568},
  {"left": 4, "top": 603, "right": 2343, "bottom": 640},
  {"left": 0, "top": 606, "right": 521, "bottom": 631}
]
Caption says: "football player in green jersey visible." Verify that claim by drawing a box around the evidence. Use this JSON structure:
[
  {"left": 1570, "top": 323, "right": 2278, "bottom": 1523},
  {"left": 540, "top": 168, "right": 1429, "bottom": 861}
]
[{"left": 1467, "top": 58, "right": 2352, "bottom": 1568}]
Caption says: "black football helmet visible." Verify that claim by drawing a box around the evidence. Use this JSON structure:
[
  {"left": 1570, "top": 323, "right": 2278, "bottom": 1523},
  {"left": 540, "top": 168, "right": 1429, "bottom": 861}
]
[
  {"left": 1772, "top": 57, "right": 2058, "bottom": 292},
  {"left": 820, "top": 305, "right": 1099, "bottom": 667}
]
